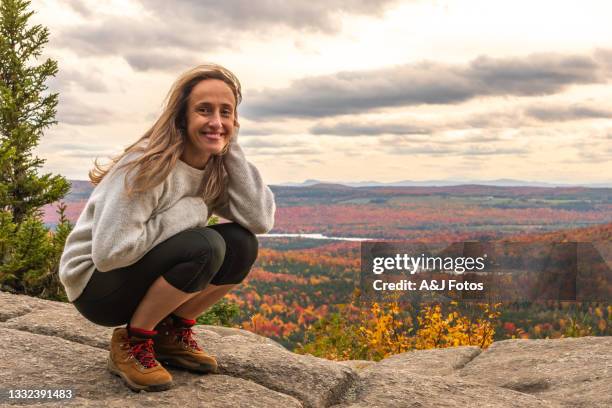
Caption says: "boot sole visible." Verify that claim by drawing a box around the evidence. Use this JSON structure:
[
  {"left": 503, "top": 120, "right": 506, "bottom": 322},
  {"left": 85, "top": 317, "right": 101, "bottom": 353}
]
[
  {"left": 107, "top": 356, "right": 174, "bottom": 392},
  {"left": 156, "top": 355, "right": 218, "bottom": 374}
]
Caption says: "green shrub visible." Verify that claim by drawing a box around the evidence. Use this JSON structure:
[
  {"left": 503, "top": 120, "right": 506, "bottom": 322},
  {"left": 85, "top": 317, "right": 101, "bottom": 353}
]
[{"left": 196, "top": 299, "right": 241, "bottom": 327}]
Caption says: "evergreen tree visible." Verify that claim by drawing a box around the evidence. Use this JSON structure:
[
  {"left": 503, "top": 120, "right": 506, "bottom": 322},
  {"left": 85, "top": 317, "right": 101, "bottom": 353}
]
[
  {"left": 0, "top": 0, "right": 70, "bottom": 228},
  {"left": 0, "top": 0, "right": 70, "bottom": 298},
  {"left": 2, "top": 208, "right": 53, "bottom": 292}
]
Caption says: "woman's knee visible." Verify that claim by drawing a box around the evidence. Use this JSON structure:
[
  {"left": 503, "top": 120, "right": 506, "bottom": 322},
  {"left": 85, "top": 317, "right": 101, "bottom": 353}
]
[
  {"left": 209, "top": 223, "right": 259, "bottom": 285},
  {"left": 217, "top": 223, "right": 259, "bottom": 264},
  {"left": 163, "top": 228, "right": 227, "bottom": 292},
  {"left": 183, "top": 227, "right": 227, "bottom": 265},
  {"left": 237, "top": 228, "right": 259, "bottom": 267}
]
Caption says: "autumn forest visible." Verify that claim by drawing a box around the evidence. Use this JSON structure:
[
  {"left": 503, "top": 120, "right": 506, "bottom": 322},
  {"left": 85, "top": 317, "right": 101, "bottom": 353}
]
[{"left": 44, "top": 183, "right": 612, "bottom": 358}]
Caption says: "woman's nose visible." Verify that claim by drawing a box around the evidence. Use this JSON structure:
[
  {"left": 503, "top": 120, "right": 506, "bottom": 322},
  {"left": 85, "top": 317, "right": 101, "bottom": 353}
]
[{"left": 208, "top": 113, "right": 222, "bottom": 129}]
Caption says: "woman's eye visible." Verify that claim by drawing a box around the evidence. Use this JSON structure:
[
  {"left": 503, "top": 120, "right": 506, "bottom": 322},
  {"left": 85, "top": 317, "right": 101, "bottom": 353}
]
[{"left": 222, "top": 110, "right": 232, "bottom": 117}]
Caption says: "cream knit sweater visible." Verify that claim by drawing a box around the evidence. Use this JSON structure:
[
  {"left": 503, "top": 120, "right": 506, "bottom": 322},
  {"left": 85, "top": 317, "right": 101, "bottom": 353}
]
[{"left": 59, "top": 139, "right": 276, "bottom": 302}]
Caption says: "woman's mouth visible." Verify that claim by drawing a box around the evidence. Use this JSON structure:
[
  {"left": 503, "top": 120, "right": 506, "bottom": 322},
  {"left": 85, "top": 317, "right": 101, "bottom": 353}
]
[{"left": 201, "top": 132, "right": 223, "bottom": 141}]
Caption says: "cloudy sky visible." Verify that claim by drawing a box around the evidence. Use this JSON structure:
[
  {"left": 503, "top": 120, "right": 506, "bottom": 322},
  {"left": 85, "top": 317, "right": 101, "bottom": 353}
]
[{"left": 30, "top": 0, "right": 612, "bottom": 185}]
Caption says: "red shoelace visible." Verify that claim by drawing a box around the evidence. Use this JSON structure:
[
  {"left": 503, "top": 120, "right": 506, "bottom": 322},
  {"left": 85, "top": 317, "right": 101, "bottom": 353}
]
[
  {"left": 176, "top": 327, "right": 203, "bottom": 351},
  {"left": 129, "top": 338, "right": 159, "bottom": 368}
]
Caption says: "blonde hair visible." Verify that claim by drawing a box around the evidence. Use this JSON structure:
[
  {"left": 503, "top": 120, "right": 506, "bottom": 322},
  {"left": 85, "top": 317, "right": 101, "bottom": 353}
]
[{"left": 89, "top": 63, "right": 242, "bottom": 208}]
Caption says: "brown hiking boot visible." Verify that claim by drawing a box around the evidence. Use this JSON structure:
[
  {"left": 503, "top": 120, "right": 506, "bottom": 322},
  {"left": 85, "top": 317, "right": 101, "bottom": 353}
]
[
  {"left": 108, "top": 327, "right": 173, "bottom": 392},
  {"left": 154, "top": 316, "right": 218, "bottom": 374}
]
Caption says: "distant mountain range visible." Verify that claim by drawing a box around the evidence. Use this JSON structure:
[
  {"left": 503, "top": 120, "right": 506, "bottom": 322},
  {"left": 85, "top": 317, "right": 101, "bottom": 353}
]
[
  {"left": 278, "top": 179, "right": 612, "bottom": 188},
  {"left": 65, "top": 178, "right": 612, "bottom": 191}
]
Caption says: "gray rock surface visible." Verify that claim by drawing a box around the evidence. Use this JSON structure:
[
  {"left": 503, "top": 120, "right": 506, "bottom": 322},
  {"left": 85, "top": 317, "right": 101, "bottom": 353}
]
[
  {"left": 364, "top": 345, "right": 482, "bottom": 376},
  {"left": 458, "top": 336, "right": 612, "bottom": 408},
  {"left": 332, "top": 373, "right": 556, "bottom": 408},
  {"left": 0, "top": 328, "right": 301, "bottom": 408},
  {"left": 0, "top": 291, "right": 610, "bottom": 407},
  {"left": 332, "top": 346, "right": 555, "bottom": 408}
]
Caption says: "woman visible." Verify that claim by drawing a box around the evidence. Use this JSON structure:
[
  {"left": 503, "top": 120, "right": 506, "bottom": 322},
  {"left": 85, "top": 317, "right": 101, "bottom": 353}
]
[{"left": 58, "top": 64, "right": 275, "bottom": 392}]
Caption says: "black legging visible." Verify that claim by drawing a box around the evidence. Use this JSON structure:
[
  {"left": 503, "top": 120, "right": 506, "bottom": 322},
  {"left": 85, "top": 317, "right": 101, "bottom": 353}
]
[{"left": 73, "top": 223, "right": 258, "bottom": 327}]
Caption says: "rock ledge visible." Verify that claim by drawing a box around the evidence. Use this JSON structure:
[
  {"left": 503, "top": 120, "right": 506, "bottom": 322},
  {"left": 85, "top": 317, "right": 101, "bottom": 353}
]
[{"left": 1, "top": 292, "right": 610, "bottom": 407}]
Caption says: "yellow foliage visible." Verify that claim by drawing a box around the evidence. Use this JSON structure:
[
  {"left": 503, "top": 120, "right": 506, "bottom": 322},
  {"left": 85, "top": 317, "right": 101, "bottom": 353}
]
[
  {"left": 296, "top": 286, "right": 504, "bottom": 362},
  {"left": 413, "top": 302, "right": 500, "bottom": 350},
  {"left": 298, "top": 298, "right": 502, "bottom": 361},
  {"left": 358, "top": 302, "right": 413, "bottom": 360},
  {"left": 260, "top": 303, "right": 272, "bottom": 316},
  {"left": 598, "top": 319, "right": 607, "bottom": 332}
]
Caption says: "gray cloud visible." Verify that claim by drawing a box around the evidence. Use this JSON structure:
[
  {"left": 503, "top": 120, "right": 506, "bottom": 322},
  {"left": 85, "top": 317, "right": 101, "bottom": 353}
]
[
  {"left": 56, "top": 18, "right": 221, "bottom": 59},
  {"left": 65, "top": 0, "right": 93, "bottom": 17},
  {"left": 143, "top": 0, "right": 400, "bottom": 33},
  {"left": 237, "top": 123, "right": 298, "bottom": 136},
  {"left": 239, "top": 138, "right": 287, "bottom": 148},
  {"left": 246, "top": 147, "right": 322, "bottom": 156},
  {"left": 51, "top": 143, "right": 112, "bottom": 152},
  {"left": 386, "top": 143, "right": 528, "bottom": 157},
  {"left": 466, "top": 53, "right": 604, "bottom": 94},
  {"left": 57, "top": 95, "right": 118, "bottom": 125},
  {"left": 48, "top": 68, "right": 108, "bottom": 93},
  {"left": 53, "top": 144, "right": 119, "bottom": 159},
  {"left": 237, "top": 136, "right": 323, "bottom": 155},
  {"left": 461, "top": 146, "right": 529, "bottom": 156},
  {"left": 460, "top": 111, "right": 525, "bottom": 129},
  {"left": 54, "top": 0, "right": 400, "bottom": 71},
  {"left": 305, "top": 100, "right": 612, "bottom": 137},
  {"left": 311, "top": 121, "right": 431, "bottom": 136},
  {"left": 461, "top": 134, "right": 504, "bottom": 143},
  {"left": 382, "top": 134, "right": 432, "bottom": 144},
  {"left": 525, "top": 104, "right": 612, "bottom": 121},
  {"left": 124, "top": 50, "right": 202, "bottom": 72},
  {"left": 242, "top": 51, "right": 612, "bottom": 120},
  {"left": 62, "top": 150, "right": 118, "bottom": 159},
  {"left": 309, "top": 117, "right": 496, "bottom": 137},
  {"left": 389, "top": 144, "right": 456, "bottom": 156},
  {"left": 239, "top": 128, "right": 283, "bottom": 137}
]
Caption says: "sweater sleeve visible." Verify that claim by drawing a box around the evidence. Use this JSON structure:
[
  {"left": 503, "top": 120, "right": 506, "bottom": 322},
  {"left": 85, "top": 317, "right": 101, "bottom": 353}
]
[
  {"left": 211, "top": 137, "right": 276, "bottom": 234},
  {"left": 91, "top": 158, "right": 209, "bottom": 272}
]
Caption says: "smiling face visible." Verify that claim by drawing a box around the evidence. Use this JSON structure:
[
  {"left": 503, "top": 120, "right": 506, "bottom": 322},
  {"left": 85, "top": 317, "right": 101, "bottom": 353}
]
[{"left": 181, "top": 78, "right": 237, "bottom": 169}]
